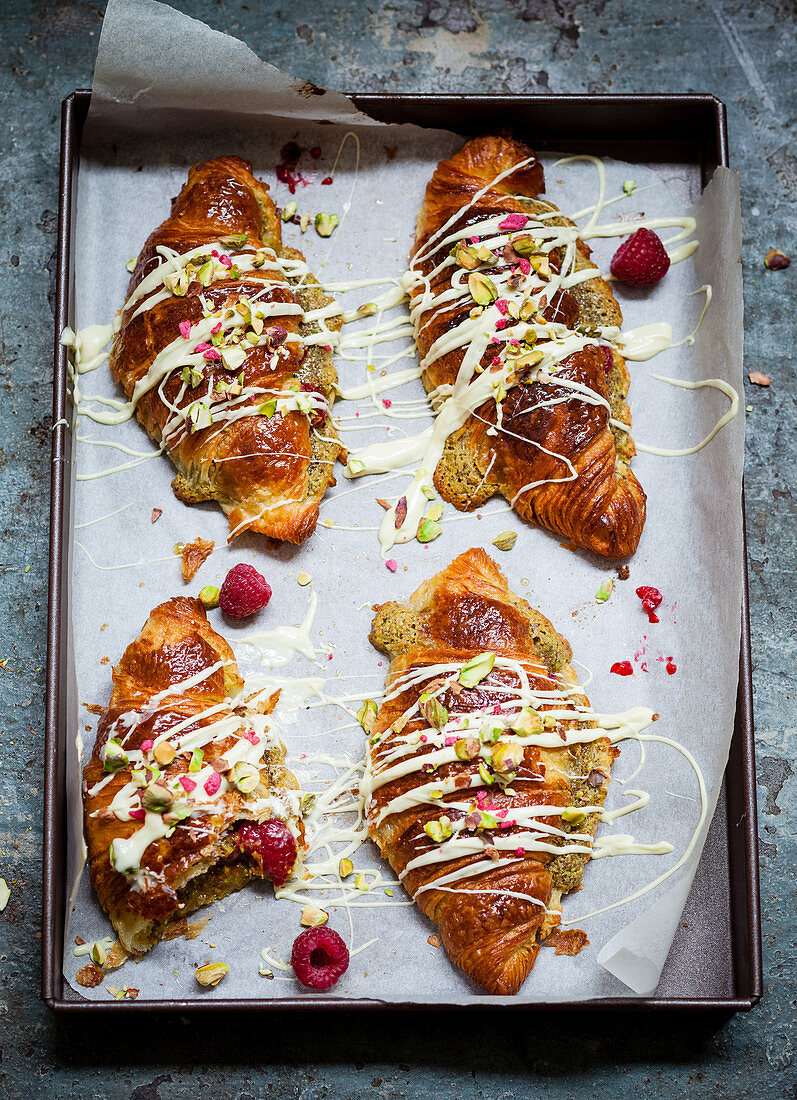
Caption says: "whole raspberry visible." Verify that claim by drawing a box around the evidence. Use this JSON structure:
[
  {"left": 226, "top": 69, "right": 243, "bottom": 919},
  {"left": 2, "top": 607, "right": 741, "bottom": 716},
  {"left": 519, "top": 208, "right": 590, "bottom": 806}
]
[
  {"left": 236, "top": 820, "right": 297, "bottom": 886},
  {"left": 218, "top": 563, "right": 272, "bottom": 618},
  {"left": 610, "top": 228, "right": 671, "bottom": 286},
  {"left": 291, "top": 926, "right": 350, "bottom": 990}
]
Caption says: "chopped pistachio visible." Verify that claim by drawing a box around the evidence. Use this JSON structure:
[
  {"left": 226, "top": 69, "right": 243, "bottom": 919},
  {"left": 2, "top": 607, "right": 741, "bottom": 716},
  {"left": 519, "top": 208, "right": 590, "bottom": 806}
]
[
  {"left": 297, "top": 571, "right": 312, "bottom": 587},
  {"left": 220, "top": 345, "right": 246, "bottom": 372},
  {"left": 300, "top": 213, "right": 311, "bottom": 233},
  {"left": 338, "top": 858, "right": 353, "bottom": 879},
  {"left": 467, "top": 271, "right": 498, "bottom": 306},
  {"left": 421, "top": 484, "right": 436, "bottom": 501},
  {"left": 153, "top": 741, "right": 176, "bottom": 766},
  {"left": 595, "top": 578, "right": 615, "bottom": 603},
  {"left": 251, "top": 251, "right": 267, "bottom": 268},
  {"left": 125, "top": 256, "right": 138, "bottom": 273},
  {"left": 423, "top": 815, "right": 453, "bottom": 843},
  {"left": 561, "top": 808, "right": 588, "bottom": 826},
  {"left": 506, "top": 300, "right": 520, "bottom": 320},
  {"left": 356, "top": 698, "right": 378, "bottom": 734},
  {"left": 427, "top": 789, "right": 444, "bottom": 800},
  {"left": 529, "top": 253, "right": 551, "bottom": 277},
  {"left": 196, "top": 260, "right": 214, "bottom": 287},
  {"left": 468, "top": 305, "right": 484, "bottom": 319},
  {"left": 91, "top": 941, "right": 107, "bottom": 966},
  {"left": 195, "top": 962, "right": 229, "bottom": 987},
  {"left": 384, "top": 888, "right": 394, "bottom": 897},
  {"left": 459, "top": 651, "right": 495, "bottom": 688},
  {"left": 623, "top": 179, "right": 637, "bottom": 196},
  {"left": 478, "top": 760, "right": 494, "bottom": 786},
  {"left": 231, "top": 761, "right": 260, "bottom": 795},
  {"left": 454, "top": 736, "right": 481, "bottom": 761},
  {"left": 356, "top": 302, "right": 378, "bottom": 317},
  {"left": 181, "top": 365, "right": 203, "bottom": 389},
  {"left": 101, "top": 739, "right": 128, "bottom": 774},
  {"left": 355, "top": 874, "right": 370, "bottom": 891},
  {"left": 281, "top": 201, "right": 298, "bottom": 222},
  {"left": 454, "top": 242, "right": 481, "bottom": 270},
  {"left": 315, "top": 212, "right": 340, "bottom": 238},
  {"left": 512, "top": 707, "right": 543, "bottom": 736},
  {"left": 162, "top": 270, "right": 189, "bottom": 296},
  {"left": 141, "top": 782, "right": 174, "bottom": 814},
  {"left": 416, "top": 517, "right": 442, "bottom": 543},
  {"left": 189, "top": 748, "right": 204, "bottom": 773},
  {"left": 510, "top": 234, "right": 538, "bottom": 257},
  {"left": 515, "top": 348, "right": 544, "bottom": 370},
  {"left": 420, "top": 694, "right": 448, "bottom": 730},
  {"left": 199, "top": 585, "right": 220, "bottom": 610},
  {"left": 258, "top": 398, "right": 278, "bottom": 418},
  {"left": 475, "top": 244, "right": 498, "bottom": 263},
  {"left": 519, "top": 298, "right": 536, "bottom": 322},
  {"left": 492, "top": 530, "right": 517, "bottom": 552},
  {"left": 300, "top": 792, "right": 316, "bottom": 815},
  {"left": 301, "top": 905, "right": 328, "bottom": 927},
  {"left": 491, "top": 740, "right": 524, "bottom": 774}
]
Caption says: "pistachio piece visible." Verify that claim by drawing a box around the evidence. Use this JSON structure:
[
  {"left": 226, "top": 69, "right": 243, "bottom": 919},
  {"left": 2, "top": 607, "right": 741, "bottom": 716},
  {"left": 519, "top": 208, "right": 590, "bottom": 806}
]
[
  {"left": 199, "top": 585, "right": 220, "bottom": 610},
  {"left": 251, "top": 251, "right": 267, "bottom": 268},
  {"left": 300, "top": 792, "right": 316, "bottom": 815},
  {"left": 91, "top": 941, "right": 107, "bottom": 966},
  {"left": 454, "top": 242, "right": 481, "bottom": 270},
  {"left": 561, "top": 808, "right": 588, "bottom": 826},
  {"left": 153, "top": 741, "right": 176, "bottom": 766},
  {"left": 423, "top": 815, "right": 453, "bottom": 843},
  {"left": 492, "top": 530, "right": 517, "bottom": 552},
  {"left": 515, "top": 349, "right": 544, "bottom": 370},
  {"left": 220, "top": 345, "right": 246, "bottom": 372},
  {"left": 299, "top": 213, "right": 311, "bottom": 233},
  {"left": 181, "top": 365, "right": 203, "bottom": 389},
  {"left": 521, "top": 324, "right": 537, "bottom": 343},
  {"left": 506, "top": 300, "right": 520, "bottom": 320},
  {"left": 467, "top": 271, "right": 498, "bottom": 306},
  {"left": 475, "top": 244, "right": 498, "bottom": 264},
  {"left": 519, "top": 299, "right": 536, "bottom": 322},
  {"left": 355, "top": 874, "right": 370, "bottom": 891},
  {"left": 338, "top": 858, "right": 354, "bottom": 878},
  {"left": 421, "top": 484, "right": 436, "bottom": 501},
  {"left": 458, "top": 651, "right": 495, "bottom": 688},
  {"left": 491, "top": 740, "right": 524, "bottom": 774},
  {"left": 196, "top": 260, "right": 214, "bottom": 287},
  {"left": 189, "top": 748, "right": 204, "bottom": 773},
  {"left": 419, "top": 693, "right": 448, "bottom": 730},
  {"left": 454, "top": 736, "right": 481, "bottom": 761},
  {"left": 510, "top": 234, "right": 538, "bottom": 257},
  {"left": 258, "top": 398, "right": 278, "bottom": 418},
  {"left": 101, "top": 739, "right": 129, "bottom": 774},
  {"left": 529, "top": 253, "right": 551, "bottom": 277},
  {"left": 297, "top": 571, "right": 312, "bottom": 587},
  {"left": 301, "top": 905, "right": 328, "bottom": 927},
  {"left": 427, "top": 789, "right": 444, "bottom": 800},
  {"left": 595, "top": 578, "right": 615, "bottom": 603},
  {"left": 425, "top": 502, "right": 444, "bottom": 522},
  {"left": 416, "top": 517, "right": 442, "bottom": 543},
  {"left": 195, "top": 962, "right": 229, "bottom": 987},
  {"left": 478, "top": 760, "right": 494, "bottom": 786},
  {"left": 221, "top": 233, "right": 248, "bottom": 250},
  {"left": 315, "top": 212, "right": 340, "bottom": 238},
  {"left": 356, "top": 699, "right": 378, "bottom": 734},
  {"left": 141, "top": 782, "right": 174, "bottom": 814},
  {"left": 231, "top": 761, "right": 260, "bottom": 795},
  {"left": 162, "top": 270, "right": 190, "bottom": 296},
  {"left": 468, "top": 305, "right": 484, "bottom": 319},
  {"left": 125, "top": 256, "right": 138, "bottom": 273},
  {"left": 512, "top": 707, "right": 543, "bottom": 736},
  {"left": 622, "top": 179, "right": 637, "bottom": 196},
  {"left": 281, "top": 201, "right": 297, "bottom": 222}
]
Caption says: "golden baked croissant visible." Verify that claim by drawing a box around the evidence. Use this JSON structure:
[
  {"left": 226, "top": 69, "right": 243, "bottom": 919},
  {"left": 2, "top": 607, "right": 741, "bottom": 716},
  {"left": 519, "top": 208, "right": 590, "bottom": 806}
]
[
  {"left": 365, "top": 548, "right": 617, "bottom": 994},
  {"left": 82, "top": 596, "right": 304, "bottom": 955},
  {"left": 407, "top": 136, "right": 646, "bottom": 559},
  {"left": 110, "top": 156, "right": 342, "bottom": 543}
]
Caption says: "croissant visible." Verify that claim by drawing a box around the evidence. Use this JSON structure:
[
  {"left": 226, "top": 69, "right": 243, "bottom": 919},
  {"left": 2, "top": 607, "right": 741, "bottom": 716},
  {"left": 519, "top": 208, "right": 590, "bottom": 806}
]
[
  {"left": 366, "top": 548, "right": 617, "bottom": 994},
  {"left": 407, "top": 136, "right": 646, "bottom": 559},
  {"left": 82, "top": 596, "right": 304, "bottom": 955},
  {"left": 110, "top": 156, "right": 342, "bottom": 543}
]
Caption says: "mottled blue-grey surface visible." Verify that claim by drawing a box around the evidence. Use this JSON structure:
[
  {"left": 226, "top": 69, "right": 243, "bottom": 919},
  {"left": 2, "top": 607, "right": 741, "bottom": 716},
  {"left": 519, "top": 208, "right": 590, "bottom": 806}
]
[{"left": 0, "top": 1, "right": 794, "bottom": 1097}]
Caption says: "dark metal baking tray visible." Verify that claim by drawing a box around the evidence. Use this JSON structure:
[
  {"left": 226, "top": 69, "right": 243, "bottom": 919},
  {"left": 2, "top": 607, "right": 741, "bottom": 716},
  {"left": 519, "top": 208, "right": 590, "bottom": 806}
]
[{"left": 42, "top": 89, "right": 761, "bottom": 1012}]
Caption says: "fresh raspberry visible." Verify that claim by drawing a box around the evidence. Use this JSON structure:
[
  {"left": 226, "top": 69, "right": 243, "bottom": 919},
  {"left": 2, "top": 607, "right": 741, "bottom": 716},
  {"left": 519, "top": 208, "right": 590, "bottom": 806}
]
[
  {"left": 291, "top": 926, "right": 350, "bottom": 990},
  {"left": 636, "top": 585, "right": 663, "bottom": 623},
  {"left": 236, "top": 819, "right": 297, "bottom": 886},
  {"left": 218, "top": 563, "right": 272, "bottom": 618},
  {"left": 610, "top": 228, "right": 671, "bottom": 286}
]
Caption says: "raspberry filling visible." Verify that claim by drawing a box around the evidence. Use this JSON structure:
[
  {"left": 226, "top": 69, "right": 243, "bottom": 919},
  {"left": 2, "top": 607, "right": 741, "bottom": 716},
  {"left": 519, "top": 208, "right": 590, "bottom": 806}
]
[
  {"left": 635, "top": 585, "right": 663, "bottom": 623},
  {"left": 236, "top": 819, "right": 297, "bottom": 886},
  {"left": 291, "top": 926, "right": 350, "bottom": 990}
]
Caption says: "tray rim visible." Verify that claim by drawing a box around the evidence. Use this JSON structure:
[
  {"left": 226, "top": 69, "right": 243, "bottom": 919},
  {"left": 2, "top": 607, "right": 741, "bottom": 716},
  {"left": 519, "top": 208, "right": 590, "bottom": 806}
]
[{"left": 42, "top": 88, "right": 762, "bottom": 1013}]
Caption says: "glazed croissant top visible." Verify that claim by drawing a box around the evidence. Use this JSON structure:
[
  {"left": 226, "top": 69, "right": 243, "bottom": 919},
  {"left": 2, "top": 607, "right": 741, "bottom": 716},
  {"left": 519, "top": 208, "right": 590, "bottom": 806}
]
[
  {"left": 366, "top": 549, "right": 617, "bottom": 995},
  {"left": 408, "top": 136, "right": 646, "bottom": 560},
  {"left": 110, "top": 156, "right": 342, "bottom": 544},
  {"left": 82, "top": 596, "right": 304, "bottom": 955}
]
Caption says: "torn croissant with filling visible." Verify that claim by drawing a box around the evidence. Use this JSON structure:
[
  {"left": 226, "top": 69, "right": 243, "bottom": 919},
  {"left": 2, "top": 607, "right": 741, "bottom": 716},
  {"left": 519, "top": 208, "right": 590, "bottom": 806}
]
[
  {"left": 82, "top": 596, "right": 304, "bottom": 955},
  {"left": 405, "top": 136, "right": 646, "bottom": 560},
  {"left": 365, "top": 548, "right": 622, "bottom": 995},
  {"left": 110, "top": 155, "right": 343, "bottom": 544}
]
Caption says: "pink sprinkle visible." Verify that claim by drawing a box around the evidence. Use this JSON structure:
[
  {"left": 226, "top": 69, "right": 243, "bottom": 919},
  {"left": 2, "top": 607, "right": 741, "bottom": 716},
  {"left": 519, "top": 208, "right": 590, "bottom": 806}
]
[
  {"left": 219, "top": 254, "right": 232, "bottom": 269},
  {"left": 495, "top": 298, "right": 508, "bottom": 315},
  {"left": 243, "top": 729, "right": 260, "bottom": 745},
  {"left": 515, "top": 847, "right": 526, "bottom": 857},
  {"left": 179, "top": 776, "right": 196, "bottom": 792},
  {"left": 203, "top": 349, "right": 222, "bottom": 361},
  {"left": 510, "top": 338, "right": 520, "bottom": 347},
  {"left": 491, "top": 356, "right": 501, "bottom": 366},
  {"left": 129, "top": 808, "right": 145, "bottom": 822},
  {"left": 444, "top": 736, "right": 458, "bottom": 746},
  {"left": 204, "top": 772, "right": 221, "bottom": 796},
  {"left": 499, "top": 213, "right": 528, "bottom": 231},
  {"left": 495, "top": 318, "right": 507, "bottom": 331},
  {"left": 178, "top": 321, "right": 192, "bottom": 339},
  {"left": 211, "top": 321, "right": 222, "bottom": 334},
  {"left": 140, "top": 739, "right": 154, "bottom": 752},
  {"left": 476, "top": 790, "right": 487, "bottom": 806},
  {"left": 469, "top": 235, "right": 479, "bottom": 244},
  {"left": 518, "top": 258, "right": 531, "bottom": 275},
  {"left": 194, "top": 342, "right": 212, "bottom": 353},
  {"left": 321, "top": 176, "right": 333, "bottom": 185},
  {"left": 382, "top": 398, "right": 392, "bottom": 408},
  {"left": 385, "top": 559, "right": 398, "bottom": 573},
  {"left": 419, "top": 734, "right": 427, "bottom": 744},
  {"left": 328, "top": 653, "right": 333, "bottom": 661}
]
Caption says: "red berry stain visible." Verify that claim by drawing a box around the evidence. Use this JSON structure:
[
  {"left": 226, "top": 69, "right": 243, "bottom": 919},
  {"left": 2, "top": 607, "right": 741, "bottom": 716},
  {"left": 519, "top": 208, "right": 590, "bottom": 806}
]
[
  {"left": 236, "top": 819, "right": 297, "bottom": 886},
  {"left": 610, "top": 661, "right": 634, "bottom": 676},
  {"left": 321, "top": 176, "right": 333, "bottom": 185},
  {"left": 666, "top": 658, "right": 677, "bottom": 675},
  {"left": 291, "top": 926, "right": 350, "bottom": 990},
  {"left": 310, "top": 146, "right": 322, "bottom": 159},
  {"left": 276, "top": 164, "right": 309, "bottom": 194},
  {"left": 636, "top": 585, "right": 663, "bottom": 624}
]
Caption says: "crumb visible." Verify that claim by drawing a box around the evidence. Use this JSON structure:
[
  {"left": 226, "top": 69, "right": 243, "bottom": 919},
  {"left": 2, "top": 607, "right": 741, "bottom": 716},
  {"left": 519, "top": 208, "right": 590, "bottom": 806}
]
[
  {"left": 543, "top": 927, "right": 590, "bottom": 955},
  {"left": 100, "top": 656, "right": 110, "bottom": 665},
  {"left": 180, "top": 537, "right": 215, "bottom": 581},
  {"left": 76, "top": 963, "right": 104, "bottom": 988},
  {"left": 99, "top": 623, "right": 108, "bottom": 632},
  {"left": 151, "top": 508, "right": 162, "bottom": 523},
  {"left": 616, "top": 564, "right": 630, "bottom": 580},
  {"left": 427, "top": 934, "right": 441, "bottom": 949},
  {"left": 748, "top": 371, "right": 770, "bottom": 386}
]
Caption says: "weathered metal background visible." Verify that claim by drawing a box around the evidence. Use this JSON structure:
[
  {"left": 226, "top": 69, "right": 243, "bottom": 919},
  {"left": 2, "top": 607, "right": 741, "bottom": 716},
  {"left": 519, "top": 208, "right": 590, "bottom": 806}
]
[{"left": 0, "top": 1, "right": 794, "bottom": 1096}]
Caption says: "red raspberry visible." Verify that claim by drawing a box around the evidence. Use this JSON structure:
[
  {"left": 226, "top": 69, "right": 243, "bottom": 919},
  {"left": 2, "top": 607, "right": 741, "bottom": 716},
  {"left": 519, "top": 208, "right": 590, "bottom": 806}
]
[
  {"left": 218, "top": 563, "right": 272, "bottom": 618},
  {"left": 236, "top": 819, "right": 297, "bottom": 886},
  {"left": 610, "top": 228, "right": 671, "bottom": 286},
  {"left": 291, "top": 926, "right": 350, "bottom": 990},
  {"left": 636, "top": 585, "right": 663, "bottom": 623}
]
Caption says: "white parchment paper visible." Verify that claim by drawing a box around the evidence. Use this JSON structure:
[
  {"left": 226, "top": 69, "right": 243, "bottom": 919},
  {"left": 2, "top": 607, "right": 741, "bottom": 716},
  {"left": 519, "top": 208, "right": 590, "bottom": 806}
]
[{"left": 61, "top": 0, "right": 744, "bottom": 1003}]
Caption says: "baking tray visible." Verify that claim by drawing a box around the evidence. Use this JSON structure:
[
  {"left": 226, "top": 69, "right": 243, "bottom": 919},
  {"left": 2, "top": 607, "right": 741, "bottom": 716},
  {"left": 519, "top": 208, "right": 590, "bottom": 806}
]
[{"left": 42, "top": 89, "right": 762, "bottom": 1012}]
